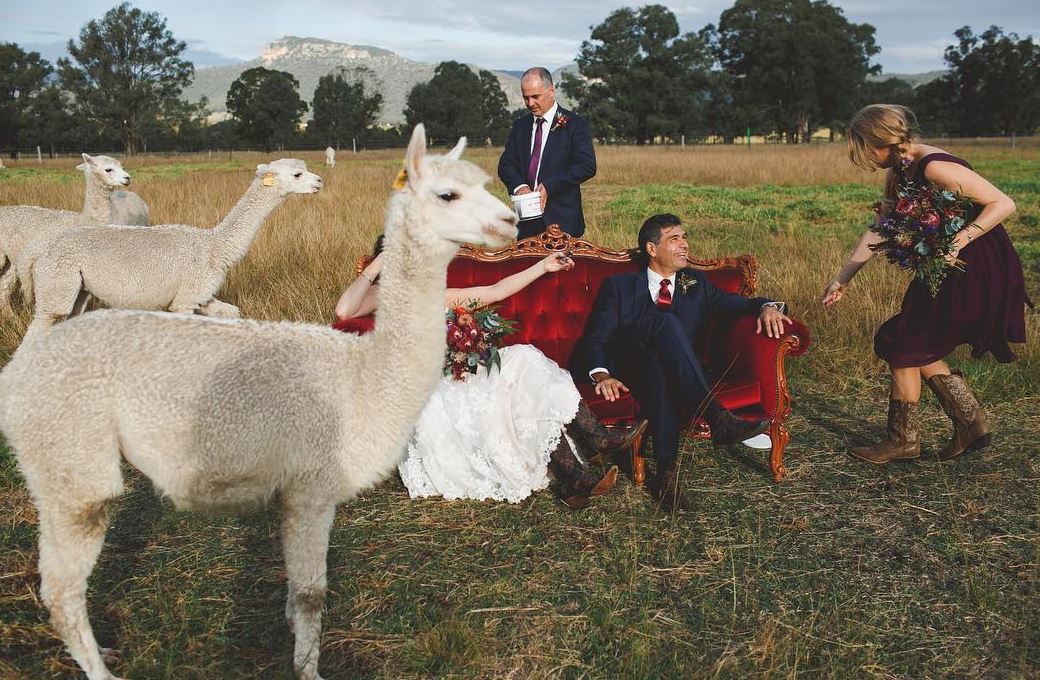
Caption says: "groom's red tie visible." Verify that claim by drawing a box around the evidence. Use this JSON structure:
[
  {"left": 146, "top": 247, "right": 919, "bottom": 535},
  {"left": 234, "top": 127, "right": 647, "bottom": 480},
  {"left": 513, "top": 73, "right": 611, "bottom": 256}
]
[
  {"left": 526, "top": 117, "right": 545, "bottom": 187},
  {"left": 657, "top": 279, "right": 672, "bottom": 310}
]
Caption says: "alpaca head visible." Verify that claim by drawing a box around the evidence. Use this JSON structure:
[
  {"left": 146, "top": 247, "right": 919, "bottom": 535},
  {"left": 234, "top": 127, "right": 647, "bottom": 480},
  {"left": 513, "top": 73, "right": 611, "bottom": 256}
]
[
  {"left": 255, "top": 159, "right": 323, "bottom": 196},
  {"left": 393, "top": 124, "right": 518, "bottom": 250},
  {"left": 77, "top": 153, "right": 131, "bottom": 189}
]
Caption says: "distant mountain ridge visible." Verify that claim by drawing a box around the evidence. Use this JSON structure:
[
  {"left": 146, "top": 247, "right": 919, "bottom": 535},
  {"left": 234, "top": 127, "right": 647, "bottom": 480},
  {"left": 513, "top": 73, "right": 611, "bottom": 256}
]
[{"left": 181, "top": 36, "right": 528, "bottom": 125}]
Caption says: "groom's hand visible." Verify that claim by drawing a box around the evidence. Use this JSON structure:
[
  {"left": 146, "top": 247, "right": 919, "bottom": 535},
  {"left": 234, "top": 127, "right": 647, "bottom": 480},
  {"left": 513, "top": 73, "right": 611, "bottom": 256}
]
[
  {"left": 593, "top": 373, "right": 629, "bottom": 402},
  {"left": 756, "top": 305, "right": 791, "bottom": 338}
]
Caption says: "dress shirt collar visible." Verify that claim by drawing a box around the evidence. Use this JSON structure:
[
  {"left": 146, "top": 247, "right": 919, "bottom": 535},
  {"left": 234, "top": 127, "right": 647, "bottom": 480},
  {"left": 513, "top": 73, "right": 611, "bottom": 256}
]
[
  {"left": 646, "top": 268, "right": 676, "bottom": 302},
  {"left": 534, "top": 101, "right": 559, "bottom": 128}
]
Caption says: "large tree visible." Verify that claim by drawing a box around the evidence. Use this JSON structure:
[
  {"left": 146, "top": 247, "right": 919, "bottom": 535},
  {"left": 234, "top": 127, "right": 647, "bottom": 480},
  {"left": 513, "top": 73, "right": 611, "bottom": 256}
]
[
  {"left": 226, "top": 67, "right": 308, "bottom": 150},
  {"left": 309, "top": 68, "right": 383, "bottom": 148},
  {"left": 565, "top": 5, "right": 713, "bottom": 144},
  {"left": 404, "top": 61, "right": 509, "bottom": 145},
  {"left": 925, "top": 26, "right": 1040, "bottom": 136},
  {"left": 0, "top": 43, "right": 53, "bottom": 149},
  {"left": 707, "top": 0, "right": 879, "bottom": 143},
  {"left": 57, "top": 2, "right": 194, "bottom": 155}
]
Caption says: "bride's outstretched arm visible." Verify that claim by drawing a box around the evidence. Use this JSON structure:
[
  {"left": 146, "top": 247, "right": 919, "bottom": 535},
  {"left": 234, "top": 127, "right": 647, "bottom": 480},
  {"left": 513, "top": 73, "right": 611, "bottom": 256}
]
[
  {"left": 446, "top": 252, "right": 574, "bottom": 308},
  {"left": 822, "top": 229, "right": 882, "bottom": 306}
]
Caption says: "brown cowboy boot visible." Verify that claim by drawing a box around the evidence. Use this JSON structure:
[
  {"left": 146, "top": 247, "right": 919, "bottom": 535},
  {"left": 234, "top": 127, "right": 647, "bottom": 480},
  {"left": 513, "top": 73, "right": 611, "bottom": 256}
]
[
  {"left": 926, "top": 370, "right": 992, "bottom": 460},
  {"left": 548, "top": 435, "right": 619, "bottom": 509},
  {"left": 850, "top": 399, "right": 921, "bottom": 464},
  {"left": 566, "top": 399, "right": 648, "bottom": 464},
  {"left": 702, "top": 400, "right": 770, "bottom": 447},
  {"left": 647, "top": 461, "right": 692, "bottom": 512}
]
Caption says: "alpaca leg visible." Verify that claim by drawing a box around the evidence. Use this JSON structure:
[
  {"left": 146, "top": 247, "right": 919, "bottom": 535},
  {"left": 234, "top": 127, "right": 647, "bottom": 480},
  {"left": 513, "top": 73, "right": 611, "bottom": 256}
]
[
  {"left": 281, "top": 498, "right": 335, "bottom": 680},
  {"left": 29, "top": 268, "right": 82, "bottom": 330},
  {"left": 0, "top": 254, "right": 15, "bottom": 314},
  {"left": 71, "top": 289, "right": 93, "bottom": 318},
  {"left": 198, "top": 298, "right": 241, "bottom": 318},
  {"left": 38, "top": 501, "right": 124, "bottom": 680}
]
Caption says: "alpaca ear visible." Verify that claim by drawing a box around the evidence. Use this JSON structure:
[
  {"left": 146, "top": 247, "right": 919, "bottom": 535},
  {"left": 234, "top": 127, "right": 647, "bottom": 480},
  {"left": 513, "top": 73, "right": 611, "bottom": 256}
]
[
  {"left": 255, "top": 163, "right": 270, "bottom": 176},
  {"left": 404, "top": 124, "right": 426, "bottom": 185},
  {"left": 446, "top": 136, "right": 467, "bottom": 161},
  {"left": 81, "top": 153, "right": 96, "bottom": 166}
]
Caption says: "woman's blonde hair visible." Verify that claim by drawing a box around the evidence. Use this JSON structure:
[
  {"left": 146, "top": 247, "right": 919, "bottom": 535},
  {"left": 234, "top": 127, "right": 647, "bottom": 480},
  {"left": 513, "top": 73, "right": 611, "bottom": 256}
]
[{"left": 846, "top": 104, "right": 920, "bottom": 171}]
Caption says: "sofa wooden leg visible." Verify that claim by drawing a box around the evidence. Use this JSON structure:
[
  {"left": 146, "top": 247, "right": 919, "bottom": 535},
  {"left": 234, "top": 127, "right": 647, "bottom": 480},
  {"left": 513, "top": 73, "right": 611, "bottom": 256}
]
[
  {"left": 769, "top": 419, "right": 789, "bottom": 482},
  {"left": 631, "top": 434, "right": 646, "bottom": 487}
]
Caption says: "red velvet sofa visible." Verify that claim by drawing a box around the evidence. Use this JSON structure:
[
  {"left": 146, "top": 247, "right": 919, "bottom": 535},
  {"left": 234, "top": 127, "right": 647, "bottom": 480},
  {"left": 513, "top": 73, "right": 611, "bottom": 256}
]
[{"left": 334, "top": 226, "right": 811, "bottom": 483}]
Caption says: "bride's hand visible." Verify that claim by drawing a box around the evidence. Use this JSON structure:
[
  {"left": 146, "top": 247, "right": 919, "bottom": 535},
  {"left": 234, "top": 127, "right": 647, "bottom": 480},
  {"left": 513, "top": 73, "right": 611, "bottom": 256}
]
[
  {"left": 821, "top": 280, "right": 846, "bottom": 307},
  {"left": 542, "top": 252, "right": 574, "bottom": 273}
]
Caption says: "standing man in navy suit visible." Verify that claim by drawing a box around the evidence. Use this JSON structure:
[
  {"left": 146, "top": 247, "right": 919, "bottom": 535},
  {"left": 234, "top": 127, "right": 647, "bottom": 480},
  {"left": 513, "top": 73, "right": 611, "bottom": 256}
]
[
  {"left": 575, "top": 214, "right": 792, "bottom": 511},
  {"left": 498, "top": 67, "right": 596, "bottom": 238}
]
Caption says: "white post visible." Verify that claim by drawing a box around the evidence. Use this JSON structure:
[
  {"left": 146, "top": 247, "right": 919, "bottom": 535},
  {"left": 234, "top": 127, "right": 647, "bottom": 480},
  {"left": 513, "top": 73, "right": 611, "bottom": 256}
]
[
  {"left": 681, "top": 134, "right": 685, "bottom": 148},
  {"left": 36, "top": 145, "right": 42, "bottom": 164},
  {"left": 352, "top": 137, "right": 357, "bottom": 155}
]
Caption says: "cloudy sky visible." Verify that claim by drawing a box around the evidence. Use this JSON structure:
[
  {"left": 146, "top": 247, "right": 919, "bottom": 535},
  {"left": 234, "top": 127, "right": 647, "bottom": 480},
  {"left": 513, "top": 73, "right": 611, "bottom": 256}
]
[{"left": 1, "top": 0, "right": 1037, "bottom": 75}]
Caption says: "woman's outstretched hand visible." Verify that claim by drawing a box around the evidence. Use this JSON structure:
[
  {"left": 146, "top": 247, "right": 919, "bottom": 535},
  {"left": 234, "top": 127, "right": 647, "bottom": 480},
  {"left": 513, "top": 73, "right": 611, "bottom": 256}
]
[
  {"left": 821, "top": 280, "right": 846, "bottom": 307},
  {"left": 542, "top": 251, "right": 575, "bottom": 273}
]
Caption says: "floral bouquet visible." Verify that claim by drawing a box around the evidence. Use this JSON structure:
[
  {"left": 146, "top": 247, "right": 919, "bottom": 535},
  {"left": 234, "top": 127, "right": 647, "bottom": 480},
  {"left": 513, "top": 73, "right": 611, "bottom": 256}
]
[
  {"left": 444, "top": 301, "right": 517, "bottom": 380},
  {"left": 868, "top": 176, "right": 974, "bottom": 297}
]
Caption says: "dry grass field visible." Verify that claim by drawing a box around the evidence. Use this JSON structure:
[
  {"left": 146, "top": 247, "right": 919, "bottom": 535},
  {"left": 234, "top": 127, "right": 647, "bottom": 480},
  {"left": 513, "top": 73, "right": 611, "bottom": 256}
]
[{"left": 0, "top": 141, "right": 1037, "bottom": 678}]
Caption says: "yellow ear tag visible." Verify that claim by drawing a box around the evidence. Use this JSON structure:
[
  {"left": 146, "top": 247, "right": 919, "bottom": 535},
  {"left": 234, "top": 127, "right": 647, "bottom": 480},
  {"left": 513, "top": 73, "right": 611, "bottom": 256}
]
[
  {"left": 262, "top": 172, "right": 275, "bottom": 187},
  {"left": 392, "top": 167, "right": 408, "bottom": 191}
]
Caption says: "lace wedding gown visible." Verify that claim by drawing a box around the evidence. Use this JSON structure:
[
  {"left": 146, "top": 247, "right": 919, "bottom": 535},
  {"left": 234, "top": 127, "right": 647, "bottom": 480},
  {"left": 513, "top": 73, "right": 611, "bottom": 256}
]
[{"left": 398, "top": 344, "right": 580, "bottom": 503}]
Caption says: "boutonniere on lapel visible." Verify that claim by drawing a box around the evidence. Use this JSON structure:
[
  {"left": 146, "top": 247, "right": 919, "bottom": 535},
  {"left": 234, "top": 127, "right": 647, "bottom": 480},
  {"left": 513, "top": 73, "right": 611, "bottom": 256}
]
[
  {"left": 677, "top": 271, "right": 697, "bottom": 294},
  {"left": 550, "top": 113, "right": 569, "bottom": 132}
]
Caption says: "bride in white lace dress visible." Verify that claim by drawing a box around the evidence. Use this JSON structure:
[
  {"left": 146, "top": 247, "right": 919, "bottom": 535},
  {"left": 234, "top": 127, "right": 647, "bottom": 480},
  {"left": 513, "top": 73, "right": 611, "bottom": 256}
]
[{"left": 335, "top": 239, "right": 646, "bottom": 508}]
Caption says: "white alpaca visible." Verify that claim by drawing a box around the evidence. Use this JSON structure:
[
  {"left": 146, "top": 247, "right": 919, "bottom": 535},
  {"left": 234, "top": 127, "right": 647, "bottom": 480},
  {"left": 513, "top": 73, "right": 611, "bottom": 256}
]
[
  {"left": 0, "top": 124, "right": 518, "bottom": 680},
  {"left": 0, "top": 154, "right": 131, "bottom": 314},
  {"left": 109, "top": 190, "right": 150, "bottom": 226},
  {"left": 27, "top": 159, "right": 322, "bottom": 332},
  {"left": 324, "top": 146, "right": 335, "bottom": 167}
]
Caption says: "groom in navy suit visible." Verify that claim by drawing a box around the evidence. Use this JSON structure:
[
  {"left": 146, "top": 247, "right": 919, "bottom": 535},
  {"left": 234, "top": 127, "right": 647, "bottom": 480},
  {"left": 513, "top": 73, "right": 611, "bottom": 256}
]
[
  {"left": 498, "top": 67, "right": 596, "bottom": 238},
  {"left": 575, "top": 214, "right": 792, "bottom": 510}
]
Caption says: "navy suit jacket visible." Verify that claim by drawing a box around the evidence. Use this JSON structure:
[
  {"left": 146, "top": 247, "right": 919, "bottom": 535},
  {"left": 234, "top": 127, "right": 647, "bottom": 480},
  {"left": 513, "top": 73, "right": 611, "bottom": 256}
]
[
  {"left": 497, "top": 106, "right": 596, "bottom": 237},
  {"left": 576, "top": 268, "right": 772, "bottom": 378}
]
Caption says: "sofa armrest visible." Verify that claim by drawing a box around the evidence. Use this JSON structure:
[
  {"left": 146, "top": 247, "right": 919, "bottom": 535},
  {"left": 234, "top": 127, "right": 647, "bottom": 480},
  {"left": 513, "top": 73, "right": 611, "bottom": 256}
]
[
  {"left": 711, "top": 315, "right": 811, "bottom": 418},
  {"left": 331, "top": 315, "right": 376, "bottom": 334}
]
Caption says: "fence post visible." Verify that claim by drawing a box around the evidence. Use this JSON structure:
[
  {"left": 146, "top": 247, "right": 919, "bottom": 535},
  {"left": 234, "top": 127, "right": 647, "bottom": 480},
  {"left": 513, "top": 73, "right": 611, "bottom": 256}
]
[
  {"left": 352, "top": 137, "right": 357, "bottom": 155},
  {"left": 36, "top": 146, "right": 42, "bottom": 164},
  {"left": 1011, "top": 132, "right": 1016, "bottom": 149}
]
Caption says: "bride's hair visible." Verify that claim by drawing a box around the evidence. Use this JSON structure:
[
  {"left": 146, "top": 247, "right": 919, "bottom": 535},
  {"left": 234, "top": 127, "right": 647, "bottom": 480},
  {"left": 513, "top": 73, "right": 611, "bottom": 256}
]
[{"left": 847, "top": 104, "right": 922, "bottom": 203}]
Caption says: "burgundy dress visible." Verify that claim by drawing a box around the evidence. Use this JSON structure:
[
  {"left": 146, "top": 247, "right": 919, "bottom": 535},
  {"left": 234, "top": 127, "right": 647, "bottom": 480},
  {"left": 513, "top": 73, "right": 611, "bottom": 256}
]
[{"left": 874, "top": 153, "right": 1028, "bottom": 367}]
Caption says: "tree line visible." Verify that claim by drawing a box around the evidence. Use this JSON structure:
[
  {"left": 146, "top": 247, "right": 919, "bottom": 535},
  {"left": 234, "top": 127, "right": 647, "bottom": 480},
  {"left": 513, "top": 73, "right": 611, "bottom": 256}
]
[{"left": 2, "top": 1, "right": 1039, "bottom": 156}]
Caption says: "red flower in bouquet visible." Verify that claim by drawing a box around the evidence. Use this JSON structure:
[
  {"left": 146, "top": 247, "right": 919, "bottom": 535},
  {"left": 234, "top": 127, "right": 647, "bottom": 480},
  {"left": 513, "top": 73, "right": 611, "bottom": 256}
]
[
  {"left": 869, "top": 176, "right": 974, "bottom": 297},
  {"left": 895, "top": 198, "right": 916, "bottom": 215},
  {"left": 443, "top": 301, "right": 517, "bottom": 380}
]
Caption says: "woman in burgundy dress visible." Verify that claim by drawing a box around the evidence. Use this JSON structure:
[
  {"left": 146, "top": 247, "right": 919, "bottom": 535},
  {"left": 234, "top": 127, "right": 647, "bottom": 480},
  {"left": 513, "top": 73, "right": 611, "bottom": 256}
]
[{"left": 822, "top": 104, "right": 1027, "bottom": 464}]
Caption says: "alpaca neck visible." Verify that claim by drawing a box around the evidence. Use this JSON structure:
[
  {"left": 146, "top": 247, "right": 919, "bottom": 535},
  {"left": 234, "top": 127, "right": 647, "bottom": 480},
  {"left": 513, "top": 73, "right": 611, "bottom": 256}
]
[
  {"left": 348, "top": 199, "right": 458, "bottom": 471},
  {"left": 209, "top": 179, "right": 286, "bottom": 268},
  {"left": 81, "top": 172, "right": 114, "bottom": 223}
]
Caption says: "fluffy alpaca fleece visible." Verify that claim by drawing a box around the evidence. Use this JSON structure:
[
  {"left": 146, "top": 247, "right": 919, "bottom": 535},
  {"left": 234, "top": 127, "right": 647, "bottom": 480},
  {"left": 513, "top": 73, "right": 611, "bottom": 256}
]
[
  {"left": 0, "top": 124, "right": 518, "bottom": 680},
  {"left": 109, "top": 190, "right": 150, "bottom": 226},
  {"left": 0, "top": 154, "right": 132, "bottom": 313},
  {"left": 26, "top": 159, "right": 322, "bottom": 333}
]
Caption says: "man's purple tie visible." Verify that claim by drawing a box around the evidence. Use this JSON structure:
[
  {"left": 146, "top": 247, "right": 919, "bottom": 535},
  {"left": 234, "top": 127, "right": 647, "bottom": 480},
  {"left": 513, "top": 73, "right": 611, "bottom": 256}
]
[{"left": 526, "top": 117, "right": 545, "bottom": 187}]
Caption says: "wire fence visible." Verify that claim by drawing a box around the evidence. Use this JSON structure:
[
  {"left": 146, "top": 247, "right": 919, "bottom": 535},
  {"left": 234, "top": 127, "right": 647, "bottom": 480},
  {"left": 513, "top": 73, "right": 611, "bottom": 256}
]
[{"left": 2, "top": 134, "right": 1037, "bottom": 163}]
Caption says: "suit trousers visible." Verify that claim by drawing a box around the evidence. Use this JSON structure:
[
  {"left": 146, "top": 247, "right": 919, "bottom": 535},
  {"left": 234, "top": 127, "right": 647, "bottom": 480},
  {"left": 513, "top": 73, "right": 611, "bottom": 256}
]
[
  {"left": 625, "top": 311, "right": 714, "bottom": 465},
  {"left": 517, "top": 216, "right": 546, "bottom": 239}
]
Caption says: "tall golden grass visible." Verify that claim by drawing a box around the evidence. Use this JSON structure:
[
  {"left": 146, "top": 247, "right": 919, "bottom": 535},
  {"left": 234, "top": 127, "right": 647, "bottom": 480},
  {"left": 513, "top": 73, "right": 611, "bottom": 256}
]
[{"left": 0, "top": 142, "right": 1035, "bottom": 381}]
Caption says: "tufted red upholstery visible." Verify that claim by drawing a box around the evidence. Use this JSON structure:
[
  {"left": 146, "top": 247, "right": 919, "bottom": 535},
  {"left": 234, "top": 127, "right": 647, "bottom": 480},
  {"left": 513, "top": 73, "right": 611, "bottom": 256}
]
[{"left": 336, "top": 226, "right": 810, "bottom": 482}]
